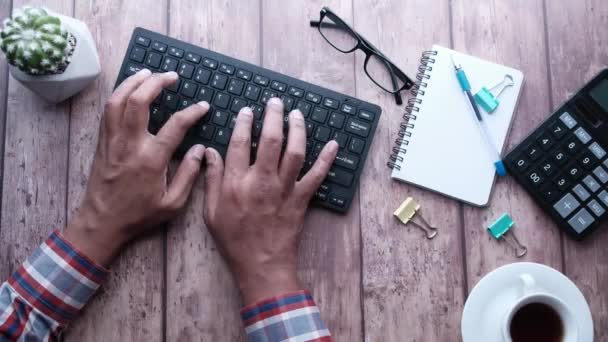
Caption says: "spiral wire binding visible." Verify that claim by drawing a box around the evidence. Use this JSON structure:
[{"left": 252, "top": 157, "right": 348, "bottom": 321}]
[{"left": 387, "top": 50, "right": 438, "bottom": 171}]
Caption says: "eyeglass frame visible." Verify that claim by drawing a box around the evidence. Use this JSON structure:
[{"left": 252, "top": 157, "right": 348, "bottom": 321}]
[{"left": 310, "top": 7, "right": 414, "bottom": 105}]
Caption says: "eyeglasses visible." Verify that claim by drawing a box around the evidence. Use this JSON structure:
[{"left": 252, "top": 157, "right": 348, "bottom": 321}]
[{"left": 310, "top": 7, "right": 413, "bottom": 105}]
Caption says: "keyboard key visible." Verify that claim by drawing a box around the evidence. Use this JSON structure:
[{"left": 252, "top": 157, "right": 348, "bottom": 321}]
[
  {"left": 358, "top": 110, "right": 374, "bottom": 121},
  {"left": 589, "top": 142, "right": 606, "bottom": 160},
  {"left": 315, "top": 191, "right": 328, "bottom": 201},
  {"left": 314, "top": 126, "right": 331, "bottom": 142},
  {"left": 525, "top": 144, "right": 542, "bottom": 161},
  {"left": 564, "top": 137, "right": 582, "bottom": 155},
  {"left": 149, "top": 106, "right": 166, "bottom": 124},
  {"left": 180, "top": 81, "right": 197, "bottom": 98},
  {"left": 323, "top": 97, "right": 339, "bottom": 109},
  {"left": 219, "top": 63, "right": 235, "bottom": 75},
  {"left": 593, "top": 166, "right": 608, "bottom": 184},
  {"left": 185, "top": 52, "right": 201, "bottom": 63},
  {"left": 202, "top": 58, "right": 218, "bottom": 69},
  {"left": 574, "top": 127, "right": 592, "bottom": 144},
  {"left": 168, "top": 46, "right": 184, "bottom": 58},
  {"left": 213, "top": 92, "right": 230, "bottom": 109},
  {"left": 213, "top": 110, "right": 230, "bottom": 126},
  {"left": 566, "top": 164, "right": 583, "bottom": 180},
  {"left": 196, "top": 87, "right": 214, "bottom": 103},
  {"left": 230, "top": 98, "right": 248, "bottom": 113},
  {"left": 553, "top": 193, "right": 580, "bottom": 218},
  {"left": 270, "top": 81, "right": 286, "bottom": 92},
  {"left": 165, "top": 78, "right": 181, "bottom": 93},
  {"left": 327, "top": 168, "right": 354, "bottom": 187},
  {"left": 178, "top": 98, "right": 193, "bottom": 110},
  {"left": 311, "top": 107, "right": 328, "bottom": 123},
  {"left": 341, "top": 104, "right": 356, "bottom": 115},
  {"left": 604, "top": 159, "right": 608, "bottom": 169},
  {"left": 599, "top": 190, "right": 608, "bottom": 207},
  {"left": 145, "top": 52, "right": 162, "bottom": 68},
  {"left": 305, "top": 122, "right": 314, "bottom": 137},
  {"left": 568, "top": 208, "right": 594, "bottom": 233},
  {"left": 329, "top": 195, "right": 347, "bottom": 207},
  {"left": 135, "top": 35, "right": 150, "bottom": 46},
  {"left": 526, "top": 169, "right": 544, "bottom": 187},
  {"left": 211, "top": 73, "right": 228, "bottom": 90},
  {"left": 549, "top": 121, "right": 567, "bottom": 139},
  {"left": 244, "top": 84, "right": 261, "bottom": 101},
  {"left": 328, "top": 112, "right": 345, "bottom": 129},
  {"left": 553, "top": 174, "right": 570, "bottom": 191},
  {"left": 215, "top": 128, "right": 231, "bottom": 145},
  {"left": 582, "top": 175, "right": 601, "bottom": 193},
  {"left": 573, "top": 184, "right": 591, "bottom": 201},
  {"left": 162, "top": 92, "right": 178, "bottom": 110},
  {"left": 260, "top": 89, "right": 278, "bottom": 104},
  {"left": 349, "top": 137, "right": 365, "bottom": 154},
  {"left": 334, "top": 152, "right": 359, "bottom": 170},
  {"left": 253, "top": 121, "right": 262, "bottom": 138},
  {"left": 194, "top": 68, "right": 211, "bottom": 84},
  {"left": 552, "top": 150, "right": 569, "bottom": 166},
  {"left": 345, "top": 118, "right": 370, "bottom": 137},
  {"left": 540, "top": 184, "right": 560, "bottom": 203},
  {"left": 253, "top": 75, "right": 269, "bottom": 86},
  {"left": 537, "top": 133, "right": 554, "bottom": 151},
  {"left": 199, "top": 124, "right": 215, "bottom": 140},
  {"left": 250, "top": 104, "right": 263, "bottom": 120},
  {"left": 540, "top": 160, "right": 556, "bottom": 176},
  {"left": 228, "top": 79, "right": 245, "bottom": 96},
  {"left": 288, "top": 86, "right": 304, "bottom": 97},
  {"left": 228, "top": 115, "right": 237, "bottom": 129},
  {"left": 129, "top": 46, "right": 146, "bottom": 63},
  {"left": 178, "top": 62, "right": 195, "bottom": 79},
  {"left": 295, "top": 101, "right": 312, "bottom": 117},
  {"left": 124, "top": 63, "right": 143, "bottom": 76},
  {"left": 161, "top": 57, "right": 179, "bottom": 71},
  {"left": 587, "top": 200, "right": 606, "bottom": 218},
  {"left": 306, "top": 92, "right": 322, "bottom": 104},
  {"left": 151, "top": 41, "right": 167, "bottom": 52},
  {"left": 236, "top": 69, "right": 252, "bottom": 81},
  {"left": 280, "top": 95, "right": 295, "bottom": 111},
  {"left": 559, "top": 111, "right": 577, "bottom": 129},
  {"left": 332, "top": 132, "right": 348, "bottom": 149}
]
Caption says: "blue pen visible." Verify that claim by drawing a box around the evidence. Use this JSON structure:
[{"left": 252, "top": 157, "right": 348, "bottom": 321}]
[{"left": 450, "top": 54, "right": 507, "bottom": 176}]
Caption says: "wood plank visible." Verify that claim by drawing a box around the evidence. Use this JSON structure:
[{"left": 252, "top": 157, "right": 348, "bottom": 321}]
[
  {"left": 64, "top": 1, "right": 167, "bottom": 341},
  {"left": 545, "top": 0, "right": 608, "bottom": 339},
  {"left": 261, "top": 1, "right": 362, "bottom": 340},
  {"left": 453, "top": 0, "right": 563, "bottom": 289},
  {"left": 354, "top": 1, "right": 466, "bottom": 341},
  {"left": 0, "top": 0, "right": 72, "bottom": 280},
  {"left": 0, "top": 0, "right": 11, "bottom": 224},
  {"left": 164, "top": 1, "right": 260, "bottom": 340}
]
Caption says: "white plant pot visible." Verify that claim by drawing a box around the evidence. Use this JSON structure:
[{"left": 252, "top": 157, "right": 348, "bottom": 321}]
[{"left": 8, "top": 12, "right": 101, "bottom": 103}]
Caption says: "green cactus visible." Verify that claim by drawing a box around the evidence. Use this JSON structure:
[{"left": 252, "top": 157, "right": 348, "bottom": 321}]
[{"left": 0, "top": 7, "right": 76, "bottom": 75}]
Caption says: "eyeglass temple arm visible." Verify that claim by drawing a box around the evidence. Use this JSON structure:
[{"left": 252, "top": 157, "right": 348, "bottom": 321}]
[{"left": 387, "top": 61, "right": 403, "bottom": 105}]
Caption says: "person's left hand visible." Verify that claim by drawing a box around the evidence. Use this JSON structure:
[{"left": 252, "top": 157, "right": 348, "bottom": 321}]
[{"left": 64, "top": 69, "right": 209, "bottom": 266}]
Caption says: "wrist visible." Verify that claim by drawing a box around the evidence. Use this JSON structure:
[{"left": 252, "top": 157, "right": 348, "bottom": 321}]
[{"left": 236, "top": 264, "right": 300, "bottom": 305}]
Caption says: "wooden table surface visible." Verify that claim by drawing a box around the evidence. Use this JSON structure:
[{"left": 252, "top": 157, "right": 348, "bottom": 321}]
[{"left": 0, "top": 0, "right": 606, "bottom": 341}]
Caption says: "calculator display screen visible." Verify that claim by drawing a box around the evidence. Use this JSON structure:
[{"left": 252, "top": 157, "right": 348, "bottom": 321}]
[{"left": 590, "top": 79, "right": 608, "bottom": 112}]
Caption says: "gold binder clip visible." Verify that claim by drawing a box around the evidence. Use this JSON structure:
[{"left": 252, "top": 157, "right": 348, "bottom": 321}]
[{"left": 394, "top": 197, "right": 438, "bottom": 239}]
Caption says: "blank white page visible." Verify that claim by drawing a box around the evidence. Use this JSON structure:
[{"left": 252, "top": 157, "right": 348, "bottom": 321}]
[{"left": 391, "top": 45, "right": 524, "bottom": 206}]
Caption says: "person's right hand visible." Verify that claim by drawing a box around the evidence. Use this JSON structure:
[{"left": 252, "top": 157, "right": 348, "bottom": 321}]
[{"left": 203, "top": 98, "right": 338, "bottom": 305}]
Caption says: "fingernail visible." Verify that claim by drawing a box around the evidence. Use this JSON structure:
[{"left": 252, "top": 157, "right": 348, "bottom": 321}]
[
  {"left": 240, "top": 106, "right": 253, "bottom": 116},
  {"left": 190, "top": 144, "right": 205, "bottom": 161},
  {"left": 205, "top": 149, "right": 216, "bottom": 163},
  {"left": 138, "top": 68, "right": 152, "bottom": 76},
  {"left": 166, "top": 71, "right": 178, "bottom": 79},
  {"left": 328, "top": 140, "right": 339, "bottom": 152},
  {"left": 197, "top": 101, "right": 210, "bottom": 110},
  {"left": 268, "top": 97, "right": 283, "bottom": 106},
  {"left": 291, "top": 109, "right": 303, "bottom": 120}
]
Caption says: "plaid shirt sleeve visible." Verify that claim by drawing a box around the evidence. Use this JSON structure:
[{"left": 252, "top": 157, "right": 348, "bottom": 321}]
[
  {"left": 0, "top": 230, "right": 108, "bottom": 341},
  {"left": 240, "top": 290, "right": 332, "bottom": 342}
]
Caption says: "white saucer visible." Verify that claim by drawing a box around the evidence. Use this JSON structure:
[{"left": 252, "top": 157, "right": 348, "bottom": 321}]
[{"left": 461, "top": 262, "right": 593, "bottom": 342}]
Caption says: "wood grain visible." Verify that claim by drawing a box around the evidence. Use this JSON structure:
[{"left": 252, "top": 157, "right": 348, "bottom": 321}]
[
  {"left": 261, "top": 1, "right": 363, "bottom": 340},
  {"left": 453, "top": 0, "right": 563, "bottom": 288},
  {"left": 164, "top": 1, "right": 260, "bottom": 341},
  {"left": 545, "top": 0, "right": 608, "bottom": 339},
  {"left": 353, "top": 1, "right": 466, "bottom": 341},
  {"left": 0, "top": 0, "right": 72, "bottom": 281},
  {"left": 64, "top": 1, "right": 167, "bottom": 341}
]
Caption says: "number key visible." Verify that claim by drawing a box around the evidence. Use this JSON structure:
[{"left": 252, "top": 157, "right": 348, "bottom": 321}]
[
  {"left": 549, "top": 121, "right": 567, "bottom": 139},
  {"left": 512, "top": 154, "right": 529, "bottom": 172},
  {"left": 525, "top": 144, "right": 542, "bottom": 161},
  {"left": 527, "top": 169, "right": 544, "bottom": 187},
  {"left": 566, "top": 164, "right": 583, "bottom": 180},
  {"left": 540, "top": 160, "right": 556, "bottom": 176},
  {"left": 554, "top": 174, "right": 570, "bottom": 191},
  {"left": 564, "top": 137, "right": 582, "bottom": 155},
  {"left": 552, "top": 149, "right": 569, "bottom": 166},
  {"left": 578, "top": 150, "right": 596, "bottom": 170},
  {"left": 537, "top": 133, "right": 554, "bottom": 151}
]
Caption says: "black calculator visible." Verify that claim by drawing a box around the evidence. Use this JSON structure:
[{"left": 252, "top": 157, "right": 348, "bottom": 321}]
[{"left": 505, "top": 69, "right": 608, "bottom": 240}]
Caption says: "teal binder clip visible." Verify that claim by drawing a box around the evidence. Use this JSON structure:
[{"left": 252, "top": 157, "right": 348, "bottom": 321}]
[
  {"left": 474, "top": 74, "right": 514, "bottom": 113},
  {"left": 487, "top": 213, "right": 527, "bottom": 257}
]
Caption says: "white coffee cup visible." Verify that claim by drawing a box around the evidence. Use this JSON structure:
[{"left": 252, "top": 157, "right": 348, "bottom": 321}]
[{"left": 502, "top": 273, "right": 579, "bottom": 342}]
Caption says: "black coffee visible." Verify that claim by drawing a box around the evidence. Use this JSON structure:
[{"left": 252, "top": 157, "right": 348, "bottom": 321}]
[{"left": 509, "top": 302, "right": 564, "bottom": 342}]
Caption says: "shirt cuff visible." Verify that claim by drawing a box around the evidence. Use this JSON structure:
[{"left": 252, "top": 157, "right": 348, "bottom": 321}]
[
  {"left": 7, "top": 230, "right": 109, "bottom": 325},
  {"left": 240, "top": 290, "right": 332, "bottom": 342}
]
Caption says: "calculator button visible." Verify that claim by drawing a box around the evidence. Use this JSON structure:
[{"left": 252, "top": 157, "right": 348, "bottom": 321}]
[
  {"left": 552, "top": 150, "right": 569, "bottom": 166},
  {"left": 537, "top": 133, "right": 554, "bottom": 151},
  {"left": 574, "top": 127, "right": 592, "bottom": 144},
  {"left": 573, "top": 184, "right": 591, "bottom": 201},
  {"left": 578, "top": 150, "right": 596, "bottom": 170},
  {"left": 564, "top": 137, "right": 583, "bottom": 155},
  {"left": 587, "top": 200, "right": 606, "bottom": 218},
  {"left": 588, "top": 142, "right": 607, "bottom": 160},
  {"left": 553, "top": 193, "right": 580, "bottom": 218},
  {"left": 582, "top": 175, "right": 601, "bottom": 193},
  {"left": 539, "top": 160, "right": 556, "bottom": 176},
  {"left": 526, "top": 169, "right": 544, "bottom": 187},
  {"left": 512, "top": 154, "right": 529, "bottom": 172},
  {"left": 553, "top": 175, "right": 571, "bottom": 191},
  {"left": 525, "top": 144, "right": 542, "bottom": 161},
  {"left": 549, "top": 121, "right": 567, "bottom": 139},
  {"left": 559, "top": 111, "right": 577, "bottom": 129},
  {"left": 540, "top": 184, "right": 560, "bottom": 203},
  {"left": 604, "top": 159, "right": 608, "bottom": 169},
  {"left": 593, "top": 166, "right": 608, "bottom": 184},
  {"left": 566, "top": 164, "right": 583, "bottom": 180},
  {"left": 599, "top": 190, "right": 608, "bottom": 207},
  {"left": 567, "top": 208, "right": 594, "bottom": 233}
]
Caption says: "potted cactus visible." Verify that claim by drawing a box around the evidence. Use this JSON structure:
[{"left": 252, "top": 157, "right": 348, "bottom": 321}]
[{"left": 0, "top": 6, "right": 100, "bottom": 103}]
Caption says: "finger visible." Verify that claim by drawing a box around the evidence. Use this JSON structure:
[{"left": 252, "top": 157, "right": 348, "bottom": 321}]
[
  {"left": 255, "top": 97, "right": 284, "bottom": 172},
  {"left": 124, "top": 71, "right": 179, "bottom": 132},
  {"left": 224, "top": 107, "right": 254, "bottom": 175},
  {"left": 279, "top": 109, "right": 306, "bottom": 185},
  {"left": 105, "top": 68, "right": 152, "bottom": 130},
  {"left": 161, "top": 144, "right": 206, "bottom": 214},
  {"left": 155, "top": 101, "right": 210, "bottom": 161},
  {"left": 296, "top": 140, "right": 339, "bottom": 200},
  {"left": 203, "top": 148, "right": 225, "bottom": 220}
]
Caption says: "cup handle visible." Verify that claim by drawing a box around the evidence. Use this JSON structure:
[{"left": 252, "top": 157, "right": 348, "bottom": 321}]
[{"left": 519, "top": 273, "right": 537, "bottom": 297}]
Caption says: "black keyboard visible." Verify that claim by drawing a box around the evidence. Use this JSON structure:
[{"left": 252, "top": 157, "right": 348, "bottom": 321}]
[
  {"left": 505, "top": 69, "right": 608, "bottom": 239},
  {"left": 114, "top": 27, "right": 382, "bottom": 213}
]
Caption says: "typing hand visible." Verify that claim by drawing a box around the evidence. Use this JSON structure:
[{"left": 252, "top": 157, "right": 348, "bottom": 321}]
[
  {"left": 203, "top": 98, "right": 338, "bottom": 305},
  {"left": 64, "top": 69, "right": 209, "bottom": 266}
]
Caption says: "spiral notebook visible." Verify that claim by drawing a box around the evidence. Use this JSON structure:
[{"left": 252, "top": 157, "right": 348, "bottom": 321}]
[{"left": 388, "top": 45, "right": 524, "bottom": 206}]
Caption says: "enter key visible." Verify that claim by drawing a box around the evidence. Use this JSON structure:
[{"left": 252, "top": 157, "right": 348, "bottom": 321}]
[{"left": 334, "top": 152, "right": 360, "bottom": 170}]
